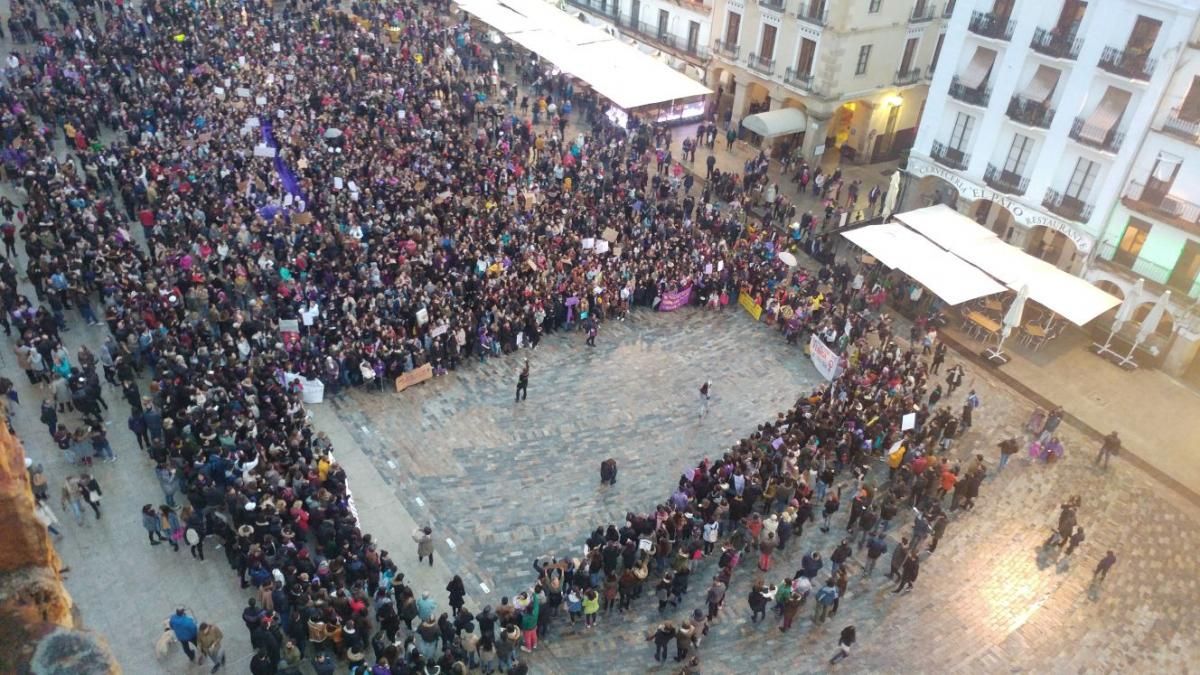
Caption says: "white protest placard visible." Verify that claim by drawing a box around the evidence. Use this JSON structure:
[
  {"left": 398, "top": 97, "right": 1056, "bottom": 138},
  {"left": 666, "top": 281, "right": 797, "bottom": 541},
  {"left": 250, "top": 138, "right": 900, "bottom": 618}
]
[
  {"left": 808, "top": 334, "right": 843, "bottom": 381},
  {"left": 238, "top": 56, "right": 246, "bottom": 66},
  {"left": 718, "top": 260, "right": 725, "bottom": 272},
  {"left": 595, "top": 240, "right": 610, "bottom": 254},
  {"left": 582, "top": 238, "right": 595, "bottom": 250},
  {"left": 236, "top": 87, "right": 252, "bottom": 98},
  {"left": 704, "top": 263, "right": 713, "bottom": 275},
  {"left": 333, "top": 177, "right": 344, "bottom": 190},
  {"left": 272, "top": 42, "right": 281, "bottom": 53},
  {"left": 253, "top": 144, "right": 278, "bottom": 158},
  {"left": 901, "top": 413, "right": 917, "bottom": 431},
  {"left": 430, "top": 324, "right": 449, "bottom": 338},
  {"left": 416, "top": 308, "right": 429, "bottom": 326},
  {"left": 255, "top": 96, "right": 267, "bottom": 105},
  {"left": 214, "top": 86, "right": 226, "bottom": 99}
]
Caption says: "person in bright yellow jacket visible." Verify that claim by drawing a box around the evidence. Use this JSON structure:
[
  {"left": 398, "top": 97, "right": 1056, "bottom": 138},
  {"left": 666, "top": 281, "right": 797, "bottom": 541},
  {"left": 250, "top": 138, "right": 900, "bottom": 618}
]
[{"left": 581, "top": 589, "right": 600, "bottom": 628}]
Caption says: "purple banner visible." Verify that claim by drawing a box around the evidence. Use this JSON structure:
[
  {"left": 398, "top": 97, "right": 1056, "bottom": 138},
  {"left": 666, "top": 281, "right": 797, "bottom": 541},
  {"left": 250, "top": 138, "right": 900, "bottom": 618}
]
[
  {"left": 658, "top": 285, "right": 693, "bottom": 312},
  {"left": 260, "top": 119, "right": 308, "bottom": 204}
]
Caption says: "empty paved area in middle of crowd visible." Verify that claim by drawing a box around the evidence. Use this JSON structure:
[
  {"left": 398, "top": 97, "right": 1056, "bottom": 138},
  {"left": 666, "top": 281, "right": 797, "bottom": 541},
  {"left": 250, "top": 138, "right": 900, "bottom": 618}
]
[{"left": 331, "top": 308, "right": 820, "bottom": 596}]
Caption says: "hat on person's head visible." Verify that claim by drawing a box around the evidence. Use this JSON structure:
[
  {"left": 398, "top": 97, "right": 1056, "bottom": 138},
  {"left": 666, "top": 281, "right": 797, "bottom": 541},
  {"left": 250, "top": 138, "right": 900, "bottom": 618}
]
[{"left": 237, "top": 524, "right": 255, "bottom": 538}]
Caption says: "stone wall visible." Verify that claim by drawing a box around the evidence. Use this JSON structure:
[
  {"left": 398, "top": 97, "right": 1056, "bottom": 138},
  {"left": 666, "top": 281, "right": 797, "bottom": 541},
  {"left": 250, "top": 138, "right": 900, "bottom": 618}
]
[{"left": 0, "top": 411, "right": 120, "bottom": 674}]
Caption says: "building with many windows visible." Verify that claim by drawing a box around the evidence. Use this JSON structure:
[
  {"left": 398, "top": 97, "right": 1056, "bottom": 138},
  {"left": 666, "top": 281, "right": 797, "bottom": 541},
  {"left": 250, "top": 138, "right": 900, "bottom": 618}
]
[
  {"left": 1085, "top": 19, "right": 1200, "bottom": 375},
  {"left": 561, "top": 0, "right": 713, "bottom": 85},
  {"left": 707, "top": 0, "right": 951, "bottom": 163},
  {"left": 907, "top": 0, "right": 1200, "bottom": 376},
  {"left": 908, "top": 0, "right": 1200, "bottom": 279}
]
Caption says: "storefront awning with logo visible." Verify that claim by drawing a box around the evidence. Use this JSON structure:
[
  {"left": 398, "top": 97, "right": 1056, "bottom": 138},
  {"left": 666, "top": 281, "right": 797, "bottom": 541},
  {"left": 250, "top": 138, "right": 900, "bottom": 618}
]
[{"left": 741, "top": 108, "right": 809, "bottom": 138}]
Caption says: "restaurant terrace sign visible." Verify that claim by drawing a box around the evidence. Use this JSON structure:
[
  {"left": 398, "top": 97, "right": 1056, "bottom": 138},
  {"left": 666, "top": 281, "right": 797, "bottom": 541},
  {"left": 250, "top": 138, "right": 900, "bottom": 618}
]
[{"left": 908, "top": 156, "right": 1093, "bottom": 253}]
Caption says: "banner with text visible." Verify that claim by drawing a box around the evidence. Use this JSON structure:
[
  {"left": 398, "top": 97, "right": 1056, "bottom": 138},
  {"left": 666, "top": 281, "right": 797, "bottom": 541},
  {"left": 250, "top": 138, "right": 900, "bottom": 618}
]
[
  {"left": 738, "top": 292, "right": 763, "bottom": 321},
  {"left": 394, "top": 363, "right": 434, "bottom": 393},
  {"left": 809, "top": 334, "right": 843, "bottom": 381},
  {"left": 658, "top": 285, "right": 693, "bottom": 312}
]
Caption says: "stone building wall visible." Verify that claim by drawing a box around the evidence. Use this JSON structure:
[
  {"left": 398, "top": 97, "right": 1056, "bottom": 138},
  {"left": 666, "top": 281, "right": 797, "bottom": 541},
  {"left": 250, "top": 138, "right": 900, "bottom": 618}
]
[{"left": 0, "top": 410, "right": 120, "bottom": 674}]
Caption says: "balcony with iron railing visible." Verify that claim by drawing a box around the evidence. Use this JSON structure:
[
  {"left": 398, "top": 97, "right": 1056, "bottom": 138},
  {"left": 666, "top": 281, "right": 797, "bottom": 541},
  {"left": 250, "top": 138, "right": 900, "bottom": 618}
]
[
  {"left": 564, "top": 0, "right": 619, "bottom": 18},
  {"left": 925, "top": 65, "right": 937, "bottom": 81},
  {"left": 984, "top": 164, "right": 1029, "bottom": 196},
  {"left": 1069, "top": 116, "right": 1125, "bottom": 153},
  {"left": 748, "top": 53, "right": 776, "bottom": 76},
  {"left": 796, "top": 1, "right": 829, "bottom": 26},
  {"left": 632, "top": 21, "right": 676, "bottom": 49},
  {"left": 1030, "top": 27, "right": 1082, "bottom": 60},
  {"left": 968, "top": 11, "right": 1014, "bottom": 41},
  {"left": 930, "top": 141, "right": 970, "bottom": 170},
  {"left": 1123, "top": 181, "right": 1200, "bottom": 234},
  {"left": 895, "top": 68, "right": 922, "bottom": 86},
  {"left": 1162, "top": 107, "right": 1200, "bottom": 145},
  {"left": 910, "top": 3, "right": 936, "bottom": 23},
  {"left": 758, "top": 0, "right": 786, "bottom": 12},
  {"left": 714, "top": 39, "right": 740, "bottom": 60},
  {"left": 784, "top": 67, "right": 815, "bottom": 91},
  {"left": 1095, "top": 241, "right": 1200, "bottom": 298},
  {"left": 1043, "top": 188, "right": 1094, "bottom": 222},
  {"left": 1098, "top": 46, "right": 1155, "bottom": 82},
  {"left": 948, "top": 76, "right": 991, "bottom": 107},
  {"left": 1006, "top": 95, "right": 1056, "bottom": 129}
]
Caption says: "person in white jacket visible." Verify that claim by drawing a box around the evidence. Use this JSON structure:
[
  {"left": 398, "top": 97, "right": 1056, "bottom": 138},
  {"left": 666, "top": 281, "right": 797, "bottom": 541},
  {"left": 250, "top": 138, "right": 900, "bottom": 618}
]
[{"left": 34, "top": 497, "right": 63, "bottom": 538}]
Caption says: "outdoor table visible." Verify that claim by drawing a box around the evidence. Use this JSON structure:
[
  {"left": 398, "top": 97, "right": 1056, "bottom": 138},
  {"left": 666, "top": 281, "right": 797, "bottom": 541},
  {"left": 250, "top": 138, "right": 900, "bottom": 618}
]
[
  {"left": 984, "top": 298, "right": 1003, "bottom": 313},
  {"left": 967, "top": 311, "right": 1000, "bottom": 338}
]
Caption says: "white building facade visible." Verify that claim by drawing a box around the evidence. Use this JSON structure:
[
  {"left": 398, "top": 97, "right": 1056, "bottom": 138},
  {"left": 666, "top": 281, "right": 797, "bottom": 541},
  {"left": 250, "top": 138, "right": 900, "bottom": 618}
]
[
  {"left": 1086, "top": 19, "right": 1200, "bottom": 375},
  {"left": 908, "top": 0, "right": 1200, "bottom": 277}
]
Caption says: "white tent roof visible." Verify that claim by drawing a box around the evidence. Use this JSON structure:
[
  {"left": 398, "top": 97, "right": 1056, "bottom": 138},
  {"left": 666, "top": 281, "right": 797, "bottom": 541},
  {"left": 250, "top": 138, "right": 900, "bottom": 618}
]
[
  {"left": 892, "top": 205, "right": 1121, "bottom": 325},
  {"left": 742, "top": 108, "right": 809, "bottom": 138},
  {"left": 455, "top": 0, "right": 711, "bottom": 109},
  {"left": 843, "top": 223, "right": 1008, "bottom": 306}
]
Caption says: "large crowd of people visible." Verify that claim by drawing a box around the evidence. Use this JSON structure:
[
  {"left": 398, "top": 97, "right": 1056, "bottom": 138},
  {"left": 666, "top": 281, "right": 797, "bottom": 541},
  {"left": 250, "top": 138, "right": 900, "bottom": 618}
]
[{"left": 1, "top": 0, "right": 1004, "bottom": 672}]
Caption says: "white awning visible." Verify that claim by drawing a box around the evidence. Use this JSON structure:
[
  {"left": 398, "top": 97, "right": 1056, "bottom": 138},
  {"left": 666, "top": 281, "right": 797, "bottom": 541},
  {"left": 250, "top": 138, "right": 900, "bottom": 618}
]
[
  {"left": 456, "top": 0, "right": 529, "bottom": 34},
  {"left": 1079, "top": 87, "right": 1130, "bottom": 145},
  {"left": 456, "top": 0, "right": 711, "bottom": 110},
  {"left": 842, "top": 223, "right": 1008, "bottom": 306},
  {"left": 1024, "top": 65, "right": 1060, "bottom": 103},
  {"left": 741, "top": 108, "right": 809, "bottom": 138},
  {"left": 892, "top": 205, "right": 1121, "bottom": 325},
  {"left": 959, "top": 47, "right": 997, "bottom": 89}
]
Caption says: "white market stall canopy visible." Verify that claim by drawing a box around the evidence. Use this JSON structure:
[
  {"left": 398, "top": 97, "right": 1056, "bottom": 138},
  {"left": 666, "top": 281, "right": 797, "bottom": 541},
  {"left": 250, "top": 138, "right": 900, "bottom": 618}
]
[
  {"left": 884, "top": 205, "right": 1121, "bottom": 325},
  {"left": 742, "top": 108, "right": 809, "bottom": 138},
  {"left": 454, "top": 0, "right": 711, "bottom": 109},
  {"left": 842, "top": 223, "right": 1008, "bottom": 306}
]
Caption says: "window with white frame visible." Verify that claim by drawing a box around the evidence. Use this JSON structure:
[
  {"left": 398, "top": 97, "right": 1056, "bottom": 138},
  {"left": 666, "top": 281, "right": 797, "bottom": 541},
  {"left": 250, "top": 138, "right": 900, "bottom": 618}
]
[
  {"left": 949, "top": 112, "right": 974, "bottom": 150},
  {"left": 1003, "top": 134, "right": 1034, "bottom": 176}
]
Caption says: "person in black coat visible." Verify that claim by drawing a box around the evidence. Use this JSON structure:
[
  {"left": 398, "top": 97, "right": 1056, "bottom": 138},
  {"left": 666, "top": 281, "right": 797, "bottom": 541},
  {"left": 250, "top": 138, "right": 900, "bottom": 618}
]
[
  {"left": 249, "top": 647, "right": 277, "bottom": 675},
  {"left": 446, "top": 575, "right": 467, "bottom": 616},
  {"left": 893, "top": 555, "right": 920, "bottom": 593}
]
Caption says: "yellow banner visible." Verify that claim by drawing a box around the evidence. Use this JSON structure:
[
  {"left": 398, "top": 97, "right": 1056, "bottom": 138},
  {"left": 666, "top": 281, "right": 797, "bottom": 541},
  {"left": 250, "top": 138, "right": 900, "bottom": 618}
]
[{"left": 738, "top": 291, "right": 762, "bottom": 321}]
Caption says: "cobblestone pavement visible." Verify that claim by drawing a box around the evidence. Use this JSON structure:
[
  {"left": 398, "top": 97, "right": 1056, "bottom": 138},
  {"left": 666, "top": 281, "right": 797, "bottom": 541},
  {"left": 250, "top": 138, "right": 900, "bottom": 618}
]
[
  {"left": 340, "top": 307, "right": 1200, "bottom": 674},
  {"left": 334, "top": 308, "right": 820, "bottom": 598}
]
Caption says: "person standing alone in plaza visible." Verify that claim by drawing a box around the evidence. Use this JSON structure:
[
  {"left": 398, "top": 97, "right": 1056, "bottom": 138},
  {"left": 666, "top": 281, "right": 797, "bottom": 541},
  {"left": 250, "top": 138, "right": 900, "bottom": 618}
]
[
  {"left": 1093, "top": 550, "right": 1117, "bottom": 585},
  {"left": 698, "top": 381, "right": 711, "bottom": 419},
  {"left": 515, "top": 360, "right": 529, "bottom": 402},
  {"left": 413, "top": 526, "right": 435, "bottom": 567},
  {"left": 830, "top": 625, "right": 857, "bottom": 664},
  {"left": 1095, "top": 431, "right": 1120, "bottom": 469}
]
